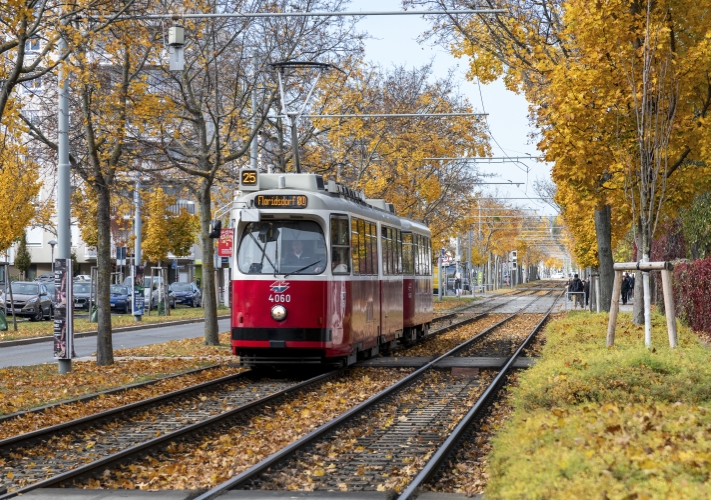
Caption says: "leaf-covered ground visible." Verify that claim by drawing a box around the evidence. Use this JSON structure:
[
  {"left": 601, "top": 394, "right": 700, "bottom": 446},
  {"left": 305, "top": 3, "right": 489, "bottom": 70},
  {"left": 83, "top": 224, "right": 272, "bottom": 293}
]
[
  {"left": 0, "top": 307, "right": 230, "bottom": 342},
  {"left": 426, "top": 374, "right": 520, "bottom": 497},
  {"left": 254, "top": 369, "right": 496, "bottom": 493},
  {"left": 0, "top": 359, "right": 240, "bottom": 419},
  {"left": 113, "top": 332, "right": 232, "bottom": 358},
  {"left": 433, "top": 297, "right": 478, "bottom": 313},
  {"left": 404, "top": 314, "right": 509, "bottom": 357},
  {"left": 485, "top": 311, "right": 711, "bottom": 499},
  {"left": 80, "top": 368, "right": 412, "bottom": 490}
]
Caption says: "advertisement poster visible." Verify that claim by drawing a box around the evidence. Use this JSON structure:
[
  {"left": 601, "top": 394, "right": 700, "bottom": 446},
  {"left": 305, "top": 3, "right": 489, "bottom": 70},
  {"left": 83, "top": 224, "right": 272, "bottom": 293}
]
[
  {"left": 132, "top": 265, "right": 145, "bottom": 316},
  {"left": 217, "top": 228, "right": 234, "bottom": 258},
  {"left": 53, "top": 259, "right": 73, "bottom": 358}
]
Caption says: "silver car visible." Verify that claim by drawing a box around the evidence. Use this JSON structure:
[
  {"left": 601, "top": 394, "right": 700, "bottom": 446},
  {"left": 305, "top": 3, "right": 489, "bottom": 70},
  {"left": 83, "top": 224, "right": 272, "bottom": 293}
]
[{"left": 0, "top": 281, "right": 53, "bottom": 321}]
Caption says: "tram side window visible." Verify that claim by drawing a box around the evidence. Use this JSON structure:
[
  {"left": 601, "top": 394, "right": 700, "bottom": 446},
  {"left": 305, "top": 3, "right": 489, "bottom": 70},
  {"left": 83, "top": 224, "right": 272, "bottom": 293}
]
[
  {"left": 387, "top": 227, "right": 394, "bottom": 275},
  {"left": 351, "top": 219, "right": 360, "bottom": 275},
  {"left": 420, "top": 236, "right": 427, "bottom": 276},
  {"left": 414, "top": 235, "right": 421, "bottom": 276},
  {"left": 331, "top": 215, "right": 350, "bottom": 275},
  {"left": 358, "top": 218, "right": 367, "bottom": 275},
  {"left": 364, "top": 221, "right": 372, "bottom": 275},
  {"left": 369, "top": 222, "right": 378, "bottom": 275},
  {"left": 396, "top": 230, "right": 403, "bottom": 274},
  {"left": 403, "top": 233, "right": 413, "bottom": 275},
  {"left": 381, "top": 226, "right": 390, "bottom": 275},
  {"left": 425, "top": 237, "right": 431, "bottom": 275}
]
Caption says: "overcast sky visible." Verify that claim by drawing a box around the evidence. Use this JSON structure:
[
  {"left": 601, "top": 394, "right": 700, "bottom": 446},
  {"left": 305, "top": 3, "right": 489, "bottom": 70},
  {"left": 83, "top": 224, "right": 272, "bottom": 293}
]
[{"left": 353, "top": 0, "right": 557, "bottom": 217}]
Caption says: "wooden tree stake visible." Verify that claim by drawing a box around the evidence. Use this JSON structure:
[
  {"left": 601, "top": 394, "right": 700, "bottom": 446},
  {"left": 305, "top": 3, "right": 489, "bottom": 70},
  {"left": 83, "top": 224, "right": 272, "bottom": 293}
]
[
  {"left": 661, "top": 269, "right": 678, "bottom": 348},
  {"left": 606, "top": 270, "right": 623, "bottom": 346}
]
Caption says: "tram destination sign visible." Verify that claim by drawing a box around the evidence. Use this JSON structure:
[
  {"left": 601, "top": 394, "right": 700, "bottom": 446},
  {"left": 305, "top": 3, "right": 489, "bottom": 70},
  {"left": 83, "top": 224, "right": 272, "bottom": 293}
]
[{"left": 255, "top": 194, "right": 308, "bottom": 209}]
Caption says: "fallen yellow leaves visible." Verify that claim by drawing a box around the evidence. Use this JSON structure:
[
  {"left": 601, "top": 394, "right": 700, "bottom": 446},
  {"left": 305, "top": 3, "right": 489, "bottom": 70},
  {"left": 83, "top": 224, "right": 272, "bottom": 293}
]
[
  {"left": 256, "top": 370, "right": 496, "bottom": 493},
  {"left": 113, "top": 332, "right": 232, "bottom": 358},
  {"left": 429, "top": 373, "right": 519, "bottom": 496},
  {"left": 462, "top": 314, "right": 545, "bottom": 356},
  {"left": 433, "top": 297, "right": 478, "bottom": 313},
  {"left": 78, "top": 368, "right": 412, "bottom": 490},
  {"left": 0, "top": 360, "right": 242, "bottom": 434},
  {"left": 404, "top": 314, "right": 509, "bottom": 357}
]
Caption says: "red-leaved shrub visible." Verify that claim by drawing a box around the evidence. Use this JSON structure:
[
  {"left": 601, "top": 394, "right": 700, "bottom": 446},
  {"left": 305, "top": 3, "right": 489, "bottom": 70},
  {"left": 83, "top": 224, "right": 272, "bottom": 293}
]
[{"left": 673, "top": 258, "right": 711, "bottom": 334}]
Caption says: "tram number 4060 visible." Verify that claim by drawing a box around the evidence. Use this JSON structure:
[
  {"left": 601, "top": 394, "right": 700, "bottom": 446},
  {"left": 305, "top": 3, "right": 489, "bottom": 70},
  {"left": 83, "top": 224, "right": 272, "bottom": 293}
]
[{"left": 269, "top": 294, "right": 291, "bottom": 303}]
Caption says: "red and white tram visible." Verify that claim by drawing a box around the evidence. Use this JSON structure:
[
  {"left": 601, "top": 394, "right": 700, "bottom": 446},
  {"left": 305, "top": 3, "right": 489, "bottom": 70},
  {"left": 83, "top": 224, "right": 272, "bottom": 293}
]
[{"left": 229, "top": 171, "right": 433, "bottom": 368}]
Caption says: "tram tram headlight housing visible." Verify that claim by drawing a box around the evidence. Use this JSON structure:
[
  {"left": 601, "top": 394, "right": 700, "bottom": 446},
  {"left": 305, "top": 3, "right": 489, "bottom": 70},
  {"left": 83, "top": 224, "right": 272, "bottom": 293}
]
[{"left": 271, "top": 305, "right": 287, "bottom": 322}]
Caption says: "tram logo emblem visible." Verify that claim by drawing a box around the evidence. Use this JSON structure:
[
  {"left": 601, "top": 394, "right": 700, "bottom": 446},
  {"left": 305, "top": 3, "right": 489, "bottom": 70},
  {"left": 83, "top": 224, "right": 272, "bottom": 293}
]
[{"left": 269, "top": 281, "right": 290, "bottom": 293}]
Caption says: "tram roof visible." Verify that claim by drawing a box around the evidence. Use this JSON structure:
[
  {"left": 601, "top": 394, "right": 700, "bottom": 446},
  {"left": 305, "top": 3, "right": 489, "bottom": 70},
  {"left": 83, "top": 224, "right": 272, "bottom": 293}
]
[{"left": 236, "top": 172, "right": 430, "bottom": 236}]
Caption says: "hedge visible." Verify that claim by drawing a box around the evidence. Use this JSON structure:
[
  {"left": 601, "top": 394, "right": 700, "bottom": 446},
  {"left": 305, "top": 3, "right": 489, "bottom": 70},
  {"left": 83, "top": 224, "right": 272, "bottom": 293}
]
[{"left": 673, "top": 257, "right": 711, "bottom": 335}]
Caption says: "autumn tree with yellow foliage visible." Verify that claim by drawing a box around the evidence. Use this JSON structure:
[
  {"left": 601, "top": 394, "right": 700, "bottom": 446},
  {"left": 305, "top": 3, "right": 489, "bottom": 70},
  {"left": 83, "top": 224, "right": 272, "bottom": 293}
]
[
  {"left": 412, "top": 0, "right": 711, "bottom": 314},
  {"left": 142, "top": 188, "right": 199, "bottom": 265},
  {"left": 307, "top": 63, "right": 490, "bottom": 244},
  {"left": 25, "top": 8, "right": 164, "bottom": 364}
]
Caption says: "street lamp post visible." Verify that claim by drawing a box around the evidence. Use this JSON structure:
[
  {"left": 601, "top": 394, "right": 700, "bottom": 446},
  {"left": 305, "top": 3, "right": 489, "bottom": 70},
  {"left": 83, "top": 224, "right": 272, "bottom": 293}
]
[{"left": 48, "top": 240, "right": 57, "bottom": 274}]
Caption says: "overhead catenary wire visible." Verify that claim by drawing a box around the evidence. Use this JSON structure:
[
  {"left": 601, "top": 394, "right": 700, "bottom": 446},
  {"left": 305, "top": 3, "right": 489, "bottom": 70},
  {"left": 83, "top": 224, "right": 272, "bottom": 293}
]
[{"left": 82, "top": 9, "right": 507, "bottom": 20}]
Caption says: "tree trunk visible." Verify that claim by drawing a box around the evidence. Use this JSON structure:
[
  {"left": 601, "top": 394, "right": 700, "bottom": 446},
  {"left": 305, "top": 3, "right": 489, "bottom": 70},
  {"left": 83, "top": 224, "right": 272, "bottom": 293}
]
[
  {"left": 95, "top": 184, "right": 114, "bottom": 365},
  {"left": 199, "top": 181, "right": 219, "bottom": 345},
  {"left": 594, "top": 205, "right": 614, "bottom": 312},
  {"left": 633, "top": 226, "right": 645, "bottom": 325}
]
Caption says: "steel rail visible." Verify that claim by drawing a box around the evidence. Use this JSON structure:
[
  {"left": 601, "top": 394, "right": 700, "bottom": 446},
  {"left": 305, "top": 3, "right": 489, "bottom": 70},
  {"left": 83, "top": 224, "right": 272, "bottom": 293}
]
[
  {"left": 0, "top": 369, "right": 341, "bottom": 500},
  {"left": 193, "top": 291, "right": 556, "bottom": 499},
  {"left": 0, "top": 364, "right": 222, "bottom": 425},
  {"left": 0, "top": 370, "right": 252, "bottom": 454},
  {"left": 397, "top": 291, "right": 563, "bottom": 499}
]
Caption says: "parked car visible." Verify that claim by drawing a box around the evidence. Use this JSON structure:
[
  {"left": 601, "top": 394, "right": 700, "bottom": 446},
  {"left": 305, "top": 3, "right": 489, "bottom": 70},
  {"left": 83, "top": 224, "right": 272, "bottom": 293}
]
[
  {"left": 109, "top": 285, "right": 132, "bottom": 314},
  {"left": 169, "top": 282, "right": 202, "bottom": 307},
  {"left": 73, "top": 281, "right": 95, "bottom": 310},
  {"left": 35, "top": 273, "right": 54, "bottom": 282},
  {"left": 123, "top": 277, "right": 174, "bottom": 310},
  {"left": 0, "top": 281, "right": 52, "bottom": 321},
  {"left": 44, "top": 282, "right": 58, "bottom": 313},
  {"left": 74, "top": 274, "right": 92, "bottom": 282}
]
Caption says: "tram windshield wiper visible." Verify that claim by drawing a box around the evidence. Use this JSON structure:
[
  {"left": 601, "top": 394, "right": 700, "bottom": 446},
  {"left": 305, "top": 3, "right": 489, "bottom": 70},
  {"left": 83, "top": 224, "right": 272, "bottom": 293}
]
[
  {"left": 284, "top": 259, "right": 324, "bottom": 279},
  {"left": 247, "top": 232, "right": 280, "bottom": 278}
]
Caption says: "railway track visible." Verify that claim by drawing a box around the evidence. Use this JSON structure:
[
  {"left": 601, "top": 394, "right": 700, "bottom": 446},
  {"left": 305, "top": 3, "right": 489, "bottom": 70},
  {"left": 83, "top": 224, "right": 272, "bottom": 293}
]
[
  {"left": 0, "top": 283, "right": 562, "bottom": 498},
  {"left": 185, "top": 289, "right": 562, "bottom": 498},
  {"left": 0, "top": 290, "right": 537, "bottom": 498},
  {"left": 182, "top": 288, "right": 557, "bottom": 500}
]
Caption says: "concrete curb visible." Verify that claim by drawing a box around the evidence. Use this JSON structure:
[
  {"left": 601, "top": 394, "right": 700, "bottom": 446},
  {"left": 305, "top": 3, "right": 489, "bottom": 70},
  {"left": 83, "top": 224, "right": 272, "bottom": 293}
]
[{"left": 0, "top": 315, "right": 231, "bottom": 348}]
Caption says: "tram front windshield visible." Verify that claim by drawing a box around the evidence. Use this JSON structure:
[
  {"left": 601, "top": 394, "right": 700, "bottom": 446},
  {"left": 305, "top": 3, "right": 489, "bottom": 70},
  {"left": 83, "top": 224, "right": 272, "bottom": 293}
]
[{"left": 238, "top": 220, "right": 326, "bottom": 275}]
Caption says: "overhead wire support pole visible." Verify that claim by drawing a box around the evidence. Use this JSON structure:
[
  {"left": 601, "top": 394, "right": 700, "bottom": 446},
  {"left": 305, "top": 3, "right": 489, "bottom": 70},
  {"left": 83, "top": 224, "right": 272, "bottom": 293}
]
[
  {"left": 92, "top": 9, "right": 508, "bottom": 20},
  {"left": 423, "top": 156, "right": 541, "bottom": 161},
  {"left": 305, "top": 113, "right": 487, "bottom": 118},
  {"left": 57, "top": 25, "right": 72, "bottom": 375}
]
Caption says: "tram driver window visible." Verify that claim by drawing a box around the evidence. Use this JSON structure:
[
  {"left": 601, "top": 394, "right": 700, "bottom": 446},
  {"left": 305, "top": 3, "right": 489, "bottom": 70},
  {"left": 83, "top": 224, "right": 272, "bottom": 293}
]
[
  {"left": 237, "top": 221, "right": 326, "bottom": 275},
  {"left": 330, "top": 215, "right": 350, "bottom": 275}
]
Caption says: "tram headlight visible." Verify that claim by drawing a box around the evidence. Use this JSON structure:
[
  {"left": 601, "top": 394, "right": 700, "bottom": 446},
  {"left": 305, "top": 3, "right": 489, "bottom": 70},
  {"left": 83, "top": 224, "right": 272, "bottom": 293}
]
[{"left": 271, "top": 305, "right": 287, "bottom": 322}]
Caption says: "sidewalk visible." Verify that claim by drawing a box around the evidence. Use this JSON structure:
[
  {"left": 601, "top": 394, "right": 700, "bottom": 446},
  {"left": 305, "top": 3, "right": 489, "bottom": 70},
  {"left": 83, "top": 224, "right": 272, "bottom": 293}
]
[{"left": 619, "top": 295, "right": 636, "bottom": 312}]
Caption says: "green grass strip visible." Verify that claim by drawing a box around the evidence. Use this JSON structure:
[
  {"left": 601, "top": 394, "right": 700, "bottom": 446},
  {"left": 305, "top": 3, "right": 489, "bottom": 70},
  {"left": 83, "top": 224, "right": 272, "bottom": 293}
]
[{"left": 486, "top": 310, "right": 711, "bottom": 500}]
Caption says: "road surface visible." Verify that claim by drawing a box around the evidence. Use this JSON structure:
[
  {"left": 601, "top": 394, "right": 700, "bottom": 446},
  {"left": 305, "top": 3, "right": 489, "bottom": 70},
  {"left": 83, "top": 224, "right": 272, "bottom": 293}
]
[{"left": 0, "top": 318, "right": 231, "bottom": 368}]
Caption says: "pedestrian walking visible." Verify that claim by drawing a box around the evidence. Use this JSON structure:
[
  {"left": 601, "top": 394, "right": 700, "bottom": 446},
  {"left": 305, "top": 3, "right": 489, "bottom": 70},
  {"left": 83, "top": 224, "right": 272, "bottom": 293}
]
[
  {"left": 628, "top": 274, "right": 635, "bottom": 300},
  {"left": 454, "top": 277, "right": 461, "bottom": 298},
  {"left": 621, "top": 272, "right": 630, "bottom": 305},
  {"left": 583, "top": 278, "right": 591, "bottom": 306},
  {"left": 571, "top": 274, "right": 585, "bottom": 309}
]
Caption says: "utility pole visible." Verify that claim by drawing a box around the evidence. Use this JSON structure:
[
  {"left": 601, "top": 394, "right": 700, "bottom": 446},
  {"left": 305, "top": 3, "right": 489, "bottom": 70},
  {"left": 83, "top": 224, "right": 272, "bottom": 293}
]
[
  {"left": 250, "top": 89, "right": 258, "bottom": 169},
  {"left": 57, "top": 31, "right": 72, "bottom": 375},
  {"left": 133, "top": 177, "right": 142, "bottom": 322}
]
